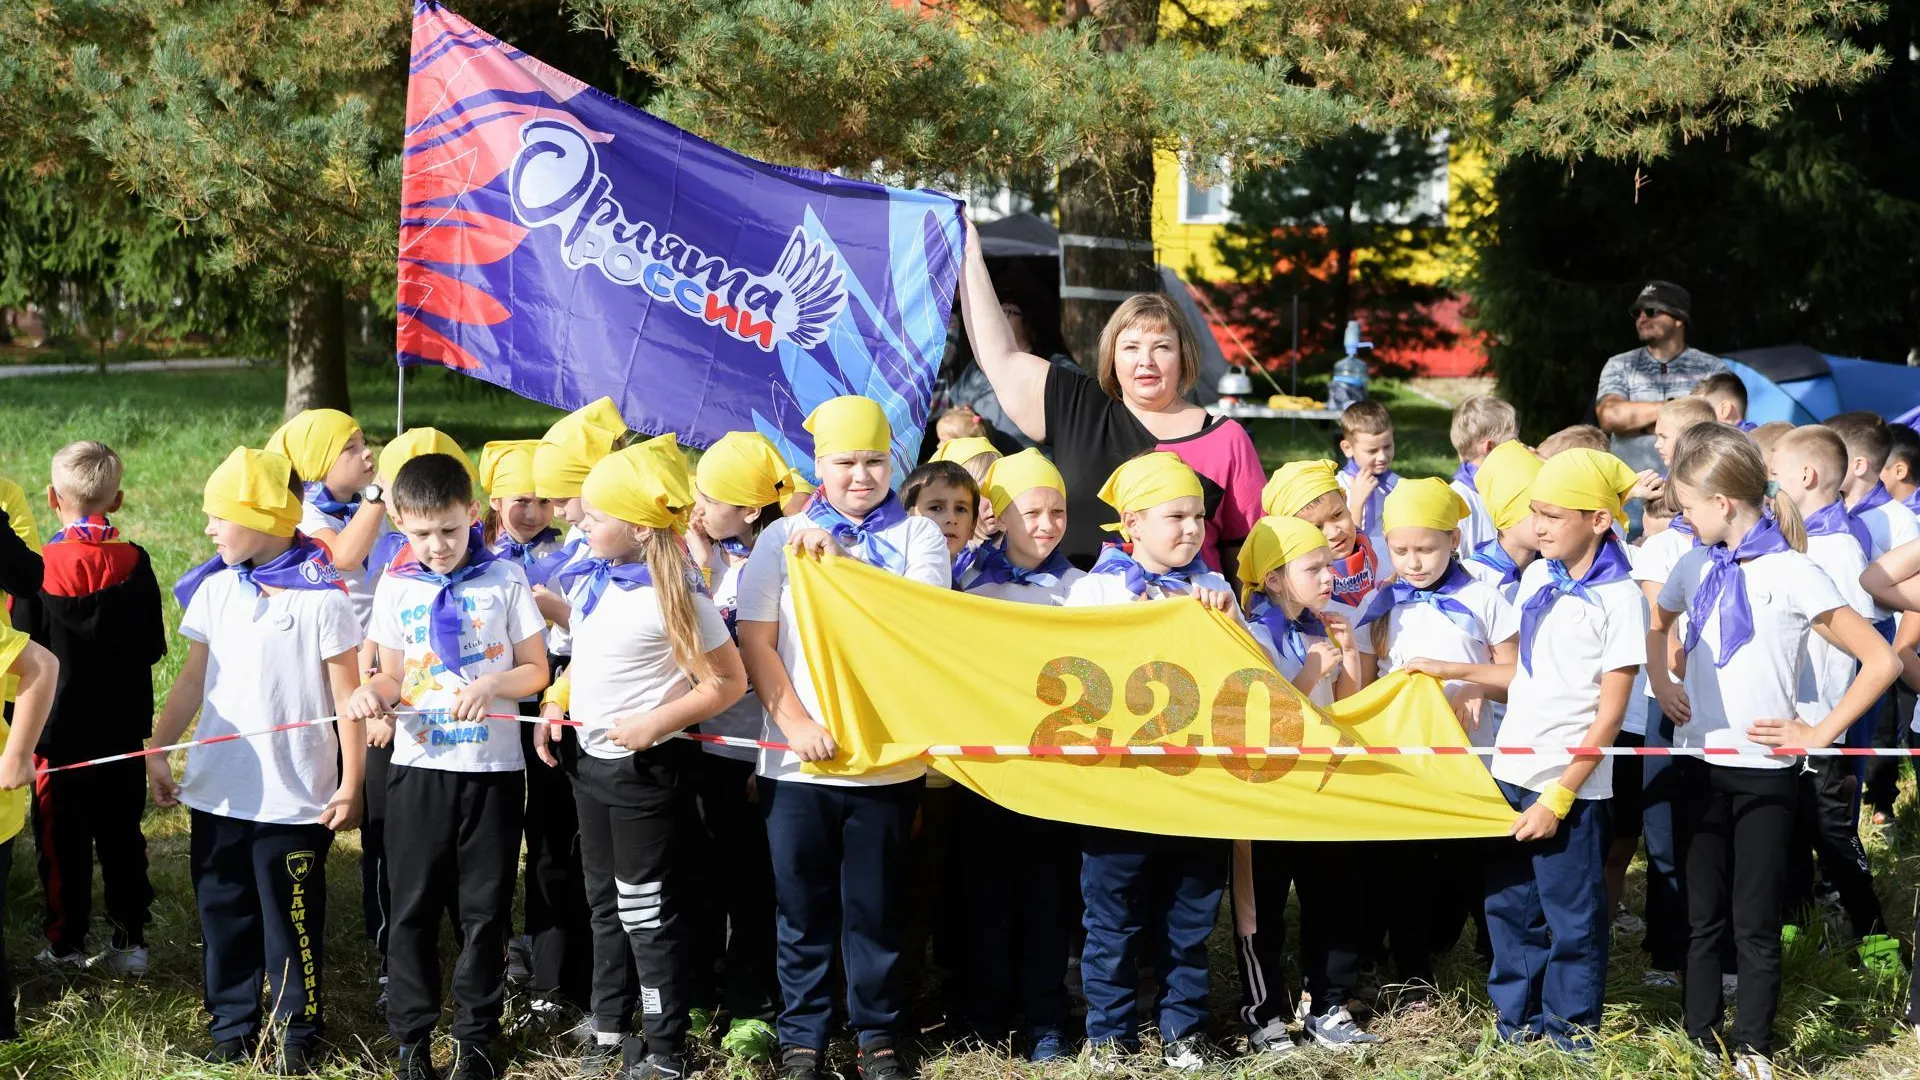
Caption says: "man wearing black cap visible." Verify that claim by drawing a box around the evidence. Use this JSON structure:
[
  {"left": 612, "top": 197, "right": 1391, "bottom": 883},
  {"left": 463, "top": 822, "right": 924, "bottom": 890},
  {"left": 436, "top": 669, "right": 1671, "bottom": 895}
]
[{"left": 1594, "top": 281, "right": 1727, "bottom": 475}]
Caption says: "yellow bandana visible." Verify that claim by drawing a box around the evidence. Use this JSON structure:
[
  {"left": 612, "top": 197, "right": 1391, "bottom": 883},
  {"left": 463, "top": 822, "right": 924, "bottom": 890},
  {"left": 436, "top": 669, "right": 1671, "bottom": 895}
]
[
  {"left": 583, "top": 434, "right": 695, "bottom": 533},
  {"left": 534, "top": 398, "right": 628, "bottom": 499},
  {"left": 931, "top": 437, "right": 1000, "bottom": 467},
  {"left": 696, "top": 432, "right": 808, "bottom": 509},
  {"left": 203, "top": 447, "right": 302, "bottom": 538},
  {"left": 379, "top": 427, "right": 477, "bottom": 486},
  {"left": 478, "top": 440, "right": 542, "bottom": 499},
  {"left": 1098, "top": 452, "right": 1203, "bottom": 536},
  {"left": 264, "top": 408, "right": 360, "bottom": 483},
  {"left": 1475, "top": 440, "right": 1545, "bottom": 533},
  {"left": 1236, "top": 514, "right": 1330, "bottom": 587},
  {"left": 804, "top": 396, "right": 891, "bottom": 457},
  {"left": 980, "top": 449, "right": 1066, "bottom": 517},
  {"left": 1382, "top": 477, "right": 1469, "bottom": 534},
  {"left": 1261, "top": 459, "right": 1341, "bottom": 517},
  {"left": 1531, "top": 448, "right": 1639, "bottom": 517}
]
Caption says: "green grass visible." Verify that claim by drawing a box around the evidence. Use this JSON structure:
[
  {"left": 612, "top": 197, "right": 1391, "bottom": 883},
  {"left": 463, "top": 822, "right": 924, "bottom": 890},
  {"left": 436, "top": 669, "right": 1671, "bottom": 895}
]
[{"left": 0, "top": 366, "right": 1915, "bottom": 1078}]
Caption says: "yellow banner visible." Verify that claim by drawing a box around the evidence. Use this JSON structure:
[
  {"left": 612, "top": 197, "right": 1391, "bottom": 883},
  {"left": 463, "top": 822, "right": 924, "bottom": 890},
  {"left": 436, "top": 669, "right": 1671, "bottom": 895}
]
[{"left": 789, "top": 554, "right": 1518, "bottom": 841}]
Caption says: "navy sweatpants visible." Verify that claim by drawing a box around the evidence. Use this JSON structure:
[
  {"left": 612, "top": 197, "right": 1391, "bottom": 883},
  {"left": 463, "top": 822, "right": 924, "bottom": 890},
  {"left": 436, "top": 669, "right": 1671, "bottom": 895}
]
[
  {"left": 951, "top": 787, "right": 1073, "bottom": 1037},
  {"left": 760, "top": 777, "right": 921, "bottom": 1052},
  {"left": 1079, "top": 828, "right": 1227, "bottom": 1047}
]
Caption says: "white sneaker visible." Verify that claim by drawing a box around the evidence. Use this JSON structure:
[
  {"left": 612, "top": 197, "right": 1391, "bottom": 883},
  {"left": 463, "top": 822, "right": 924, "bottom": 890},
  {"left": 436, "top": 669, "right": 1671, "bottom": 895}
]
[
  {"left": 1734, "top": 1052, "right": 1774, "bottom": 1080},
  {"left": 1641, "top": 970, "right": 1680, "bottom": 988},
  {"left": 1611, "top": 904, "right": 1645, "bottom": 935},
  {"left": 33, "top": 948, "right": 87, "bottom": 970},
  {"left": 1722, "top": 973, "right": 1740, "bottom": 994},
  {"left": 89, "top": 945, "right": 149, "bottom": 976}
]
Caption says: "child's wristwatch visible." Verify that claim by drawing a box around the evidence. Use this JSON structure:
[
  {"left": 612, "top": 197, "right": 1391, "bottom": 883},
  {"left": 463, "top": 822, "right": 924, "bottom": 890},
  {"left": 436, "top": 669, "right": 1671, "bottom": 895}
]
[{"left": 360, "top": 483, "right": 385, "bottom": 505}]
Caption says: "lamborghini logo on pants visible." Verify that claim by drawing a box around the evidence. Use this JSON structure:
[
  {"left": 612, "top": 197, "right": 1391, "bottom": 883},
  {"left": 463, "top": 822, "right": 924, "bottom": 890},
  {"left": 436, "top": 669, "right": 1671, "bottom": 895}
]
[{"left": 286, "top": 851, "right": 315, "bottom": 883}]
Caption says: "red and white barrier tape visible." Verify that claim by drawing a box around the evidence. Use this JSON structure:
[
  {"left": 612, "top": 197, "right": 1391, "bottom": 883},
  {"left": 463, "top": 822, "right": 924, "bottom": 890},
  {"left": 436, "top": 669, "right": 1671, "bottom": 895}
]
[{"left": 35, "top": 713, "right": 1920, "bottom": 777}]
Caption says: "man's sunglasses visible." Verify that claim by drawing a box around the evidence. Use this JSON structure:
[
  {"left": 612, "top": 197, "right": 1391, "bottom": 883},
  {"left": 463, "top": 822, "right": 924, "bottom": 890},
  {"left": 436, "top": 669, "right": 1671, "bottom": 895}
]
[{"left": 1634, "top": 307, "right": 1670, "bottom": 320}]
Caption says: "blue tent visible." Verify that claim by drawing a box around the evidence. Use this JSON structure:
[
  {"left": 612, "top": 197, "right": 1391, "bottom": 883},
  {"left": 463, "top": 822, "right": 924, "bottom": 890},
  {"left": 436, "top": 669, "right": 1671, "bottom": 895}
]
[{"left": 1722, "top": 345, "right": 1920, "bottom": 426}]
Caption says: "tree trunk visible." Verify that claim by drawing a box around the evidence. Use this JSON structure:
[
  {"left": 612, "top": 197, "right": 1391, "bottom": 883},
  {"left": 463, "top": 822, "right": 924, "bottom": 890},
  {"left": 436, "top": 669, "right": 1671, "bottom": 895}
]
[
  {"left": 284, "top": 276, "right": 350, "bottom": 418},
  {"left": 1056, "top": 0, "right": 1161, "bottom": 370}
]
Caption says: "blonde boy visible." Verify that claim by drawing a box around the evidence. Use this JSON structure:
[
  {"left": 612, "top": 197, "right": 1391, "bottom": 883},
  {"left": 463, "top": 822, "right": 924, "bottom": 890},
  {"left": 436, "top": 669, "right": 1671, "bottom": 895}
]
[
  {"left": 1337, "top": 401, "right": 1399, "bottom": 558},
  {"left": 1653, "top": 398, "right": 1716, "bottom": 470},
  {"left": 1693, "top": 372, "right": 1754, "bottom": 431},
  {"left": 1465, "top": 440, "right": 1544, "bottom": 601},
  {"left": 1537, "top": 425, "right": 1610, "bottom": 458},
  {"left": 1450, "top": 396, "right": 1518, "bottom": 555}
]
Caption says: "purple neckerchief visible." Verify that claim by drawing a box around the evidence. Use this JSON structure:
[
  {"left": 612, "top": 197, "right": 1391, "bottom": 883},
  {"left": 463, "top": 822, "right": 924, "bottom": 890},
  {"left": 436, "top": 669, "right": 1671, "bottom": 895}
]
[
  {"left": 554, "top": 557, "right": 694, "bottom": 620},
  {"left": 1090, "top": 543, "right": 1208, "bottom": 598},
  {"left": 382, "top": 524, "right": 500, "bottom": 677},
  {"left": 529, "top": 535, "right": 587, "bottom": 588},
  {"left": 1682, "top": 515, "right": 1793, "bottom": 667},
  {"left": 1904, "top": 488, "right": 1920, "bottom": 516},
  {"left": 1249, "top": 595, "right": 1324, "bottom": 667},
  {"left": 965, "top": 538, "right": 1074, "bottom": 591},
  {"left": 48, "top": 514, "right": 118, "bottom": 544},
  {"left": 174, "top": 531, "right": 344, "bottom": 608},
  {"left": 304, "top": 481, "right": 357, "bottom": 523},
  {"left": 1852, "top": 481, "right": 1894, "bottom": 518},
  {"left": 1453, "top": 460, "right": 1478, "bottom": 488},
  {"left": 1340, "top": 459, "right": 1400, "bottom": 536},
  {"left": 1518, "top": 537, "right": 1632, "bottom": 673},
  {"left": 950, "top": 544, "right": 980, "bottom": 588},
  {"left": 715, "top": 536, "right": 751, "bottom": 559},
  {"left": 1356, "top": 560, "right": 1479, "bottom": 634},
  {"left": 367, "top": 529, "right": 408, "bottom": 574},
  {"left": 1467, "top": 538, "right": 1520, "bottom": 586},
  {"left": 1804, "top": 499, "right": 1873, "bottom": 563},
  {"left": 493, "top": 526, "right": 561, "bottom": 571},
  {"left": 803, "top": 492, "right": 907, "bottom": 573},
  {"left": 1735, "top": 420, "right": 1758, "bottom": 433}
]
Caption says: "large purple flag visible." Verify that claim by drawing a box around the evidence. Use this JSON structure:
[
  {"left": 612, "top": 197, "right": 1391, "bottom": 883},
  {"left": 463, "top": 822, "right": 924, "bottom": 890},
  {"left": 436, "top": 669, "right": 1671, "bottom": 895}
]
[{"left": 397, "top": 2, "right": 963, "bottom": 477}]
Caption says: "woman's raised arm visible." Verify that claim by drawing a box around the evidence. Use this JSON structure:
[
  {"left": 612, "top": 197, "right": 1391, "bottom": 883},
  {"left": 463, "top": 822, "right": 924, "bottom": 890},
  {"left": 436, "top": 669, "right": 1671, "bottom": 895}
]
[{"left": 957, "top": 214, "right": 1051, "bottom": 443}]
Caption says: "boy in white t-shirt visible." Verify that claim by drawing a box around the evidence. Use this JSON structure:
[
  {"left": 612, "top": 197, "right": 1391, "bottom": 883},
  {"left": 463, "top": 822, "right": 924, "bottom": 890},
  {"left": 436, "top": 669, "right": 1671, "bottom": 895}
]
[
  {"left": 344, "top": 453, "right": 549, "bottom": 1080},
  {"left": 1411, "top": 449, "right": 1645, "bottom": 1051},
  {"left": 148, "top": 447, "right": 364, "bottom": 1072},
  {"left": 1448, "top": 395, "right": 1518, "bottom": 557}
]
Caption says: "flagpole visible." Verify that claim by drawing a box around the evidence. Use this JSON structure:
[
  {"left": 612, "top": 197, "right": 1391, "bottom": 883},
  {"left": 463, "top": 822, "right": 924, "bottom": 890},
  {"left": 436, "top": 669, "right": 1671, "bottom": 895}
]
[{"left": 395, "top": 364, "right": 406, "bottom": 437}]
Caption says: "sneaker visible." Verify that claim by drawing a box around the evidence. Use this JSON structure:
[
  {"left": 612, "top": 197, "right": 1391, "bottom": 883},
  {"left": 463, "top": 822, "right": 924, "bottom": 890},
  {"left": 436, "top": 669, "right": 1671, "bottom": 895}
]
[
  {"left": 1641, "top": 970, "right": 1680, "bottom": 988},
  {"left": 275, "top": 1041, "right": 319, "bottom": 1076},
  {"left": 398, "top": 1042, "right": 442, "bottom": 1080},
  {"left": 90, "top": 945, "right": 149, "bottom": 976},
  {"left": 506, "top": 935, "right": 532, "bottom": 984},
  {"left": 1083, "top": 1041, "right": 1132, "bottom": 1074},
  {"left": 375, "top": 974, "right": 391, "bottom": 1013},
  {"left": 578, "top": 1036, "right": 627, "bottom": 1078},
  {"left": 1860, "top": 934, "right": 1906, "bottom": 978},
  {"left": 1161, "top": 1034, "right": 1212, "bottom": 1071},
  {"left": 1612, "top": 904, "right": 1645, "bottom": 935},
  {"left": 780, "top": 1046, "right": 825, "bottom": 1080},
  {"left": 33, "top": 947, "right": 87, "bottom": 970},
  {"left": 721, "top": 1018, "right": 778, "bottom": 1063},
  {"left": 450, "top": 1042, "right": 497, "bottom": 1080},
  {"left": 1305, "top": 1006, "right": 1381, "bottom": 1048},
  {"left": 206, "top": 1038, "right": 254, "bottom": 1064},
  {"left": 1734, "top": 1052, "right": 1774, "bottom": 1080},
  {"left": 1721, "top": 973, "right": 1740, "bottom": 995},
  {"left": 1252, "top": 1015, "right": 1305, "bottom": 1054},
  {"left": 624, "top": 1051, "right": 686, "bottom": 1080},
  {"left": 1027, "top": 1027, "right": 1070, "bottom": 1063},
  {"left": 855, "top": 1037, "right": 910, "bottom": 1080}
]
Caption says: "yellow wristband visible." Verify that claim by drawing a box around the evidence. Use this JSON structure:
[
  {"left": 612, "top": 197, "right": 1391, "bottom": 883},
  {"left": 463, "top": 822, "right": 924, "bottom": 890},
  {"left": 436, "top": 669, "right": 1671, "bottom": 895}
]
[
  {"left": 1537, "top": 782, "right": 1577, "bottom": 820},
  {"left": 541, "top": 673, "right": 571, "bottom": 714}
]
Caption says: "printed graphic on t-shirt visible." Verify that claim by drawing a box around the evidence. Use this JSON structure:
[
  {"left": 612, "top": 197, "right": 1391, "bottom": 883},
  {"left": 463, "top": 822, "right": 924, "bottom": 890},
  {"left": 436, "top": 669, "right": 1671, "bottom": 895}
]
[{"left": 396, "top": 596, "right": 508, "bottom": 748}]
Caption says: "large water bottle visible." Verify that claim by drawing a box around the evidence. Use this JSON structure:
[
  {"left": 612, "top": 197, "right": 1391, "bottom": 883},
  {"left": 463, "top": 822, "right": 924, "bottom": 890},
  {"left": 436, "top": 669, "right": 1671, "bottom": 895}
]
[{"left": 1329, "top": 319, "right": 1371, "bottom": 412}]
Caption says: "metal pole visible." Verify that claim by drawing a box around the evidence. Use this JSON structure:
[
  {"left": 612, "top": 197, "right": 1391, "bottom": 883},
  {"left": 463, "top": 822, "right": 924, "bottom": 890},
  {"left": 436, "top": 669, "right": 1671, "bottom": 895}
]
[
  {"left": 395, "top": 365, "right": 406, "bottom": 437},
  {"left": 1290, "top": 293, "right": 1300, "bottom": 441}
]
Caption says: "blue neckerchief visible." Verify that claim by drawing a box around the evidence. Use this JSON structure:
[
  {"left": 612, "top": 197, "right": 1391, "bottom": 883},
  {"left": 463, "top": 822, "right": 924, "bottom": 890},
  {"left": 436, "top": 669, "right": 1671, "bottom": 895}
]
[
  {"left": 1453, "top": 460, "right": 1478, "bottom": 488},
  {"left": 367, "top": 529, "right": 408, "bottom": 573},
  {"left": 715, "top": 536, "right": 751, "bottom": 559},
  {"left": 48, "top": 514, "right": 119, "bottom": 545},
  {"left": 1904, "top": 489, "right": 1920, "bottom": 516},
  {"left": 555, "top": 558, "right": 654, "bottom": 619},
  {"left": 950, "top": 544, "right": 980, "bottom": 588},
  {"left": 493, "top": 526, "right": 561, "bottom": 568},
  {"left": 803, "top": 492, "right": 908, "bottom": 573},
  {"left": 1683, "top": 515, "right": 1793, "bottom": 667},
  {"left": 174, "top": 532, "right": 345, "bottom": 608},
  {"left": 1804, "top": 499, "right": 1873, "bottom": 562},
  {"left": 1518, "top": 537, "right": 1632, "bottom": 673},
  {"left": 1735, "top": 420, "right": 1758, "bottom": 433},
  {"left": 304, "top": 481, "right": 357, "bottom": 523},
  {"left": 529, "top": 535, "right": 588, "bottom": 589},
  {"left": 1852, "top": 481, "right": 1894, "bottom": 518},
  {"left": 963, "top": 538, "right": 1074, "bottom": 591},
  {"left": 1357, "top": 560, "right": 1479, "bottom": 635},
  {"left": 1090, "top": 543, "right": 1209, "bottom": 598},
  {"left": 383, "top": 523, "right": 500, "bottom": 677},
  {"left": 1340, "top": 459, "right": 1400, "bottom": 535},
  {"left": 1669, "top": 515, "right": 1694, "bottom": 540},
  {"left": 1467, "top": 538, "right": 1520, "bottom": 586},
  {"left": 1249, "top": 595, "right": 1324, "bottom": 668}
]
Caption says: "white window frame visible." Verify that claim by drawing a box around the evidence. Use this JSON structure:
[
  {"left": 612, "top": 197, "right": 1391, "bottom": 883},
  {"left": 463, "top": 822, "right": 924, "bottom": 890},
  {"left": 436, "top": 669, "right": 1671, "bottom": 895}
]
[{"left": 1177, "top": 157, "right": 1233, "bottom": 225}]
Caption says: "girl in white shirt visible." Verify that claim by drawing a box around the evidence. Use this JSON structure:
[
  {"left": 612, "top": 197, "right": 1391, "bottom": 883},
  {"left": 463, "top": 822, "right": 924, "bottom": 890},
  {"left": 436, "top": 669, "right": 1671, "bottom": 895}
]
[
  {"left": 1229, "top": 514, "right": 1365, "bottom": 1056},
  {"left": 542, "top": 436, "right": 747, "bottom": 1080},
  {"left": 950, "top": 450, "right": 1083, "bottom": 1061},
  {"left": 683, "top": 431, "right": 809, "bottom": 1065},
  {"left": 734, "top": 397, "right": 950, "bottom": 1080},
  {"left": 1648, "top": 424, "right": 1897, "bottom": 1077}
]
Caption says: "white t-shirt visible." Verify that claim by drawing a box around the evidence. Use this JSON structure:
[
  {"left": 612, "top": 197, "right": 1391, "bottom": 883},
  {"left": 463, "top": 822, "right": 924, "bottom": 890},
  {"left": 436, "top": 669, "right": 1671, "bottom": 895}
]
[
  {"left": 1065, "top": 564, "right": 1241, "bottom": 610},
  {"left": 737, "top": 513, "right": 951, "bottom": 785},
  {"left": 1630, "top": 527, "right": 1696, "bottom": 705},
  {"left": 958, "top": 565, "right": 1087, "bottom": 607},
  {"left": 1854, "top": 500, "right": 1918, "bottom": 620},
  {"left": 299, "top": 495, "right": 390, "bottom": 631},
  {"left": 1357, "top": 569, "right": 1517, "bottom": 746},
  {"left": 1494, "top": 562, "right": 1647, "bottom": 798},
  {"left": 543, "top": 527, "right": 591, "bottom": 657},
  {"left": 1658, "top": 547, "right": 1844, "bottom": 769},
  {"left": 1452, "top": 477, "right": 1496, "bottom": 558},
  {"left": 699, "top": 556, "right": 763, "bottom": 763},
  {"left": 1795, "top": 532, "right": 1875, "bottom": 727},
  {"left": 1461, "top": 545, "right": 1526, "bottom": 604},
  {"left": 1248, "top": 615, "right": 1337, "bottom": 709},
  {"left": 178, "top": 574, "right": 362, "bottom": 825},
  {"left": 566, "top": 570, "right": 732, "bottom": 761},
  {"left": 1337, "top": 471, "right": 1390, "bottom": 565},
  {"left": 368, "top": 558, "right": 543, "bottom": 772}
]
